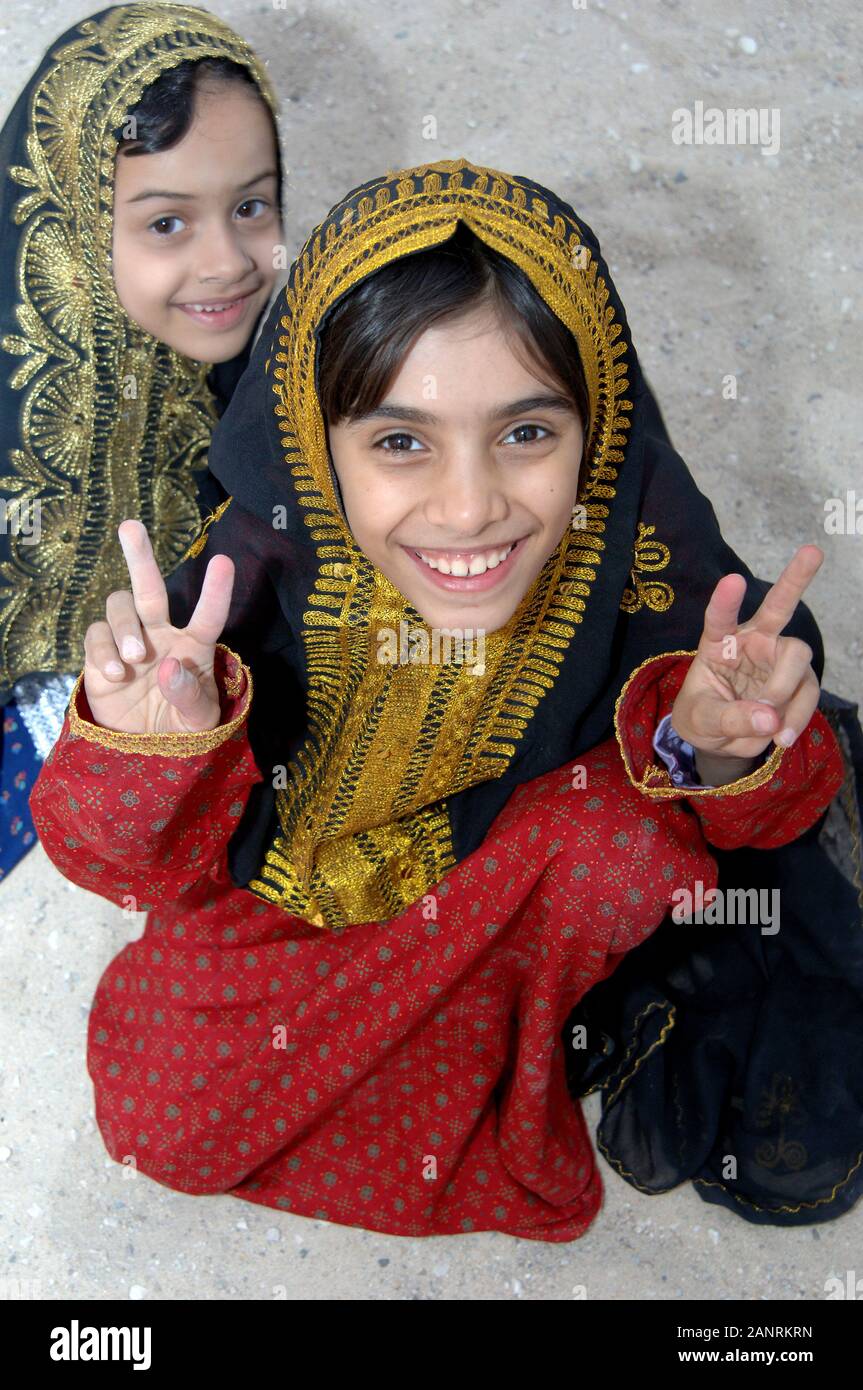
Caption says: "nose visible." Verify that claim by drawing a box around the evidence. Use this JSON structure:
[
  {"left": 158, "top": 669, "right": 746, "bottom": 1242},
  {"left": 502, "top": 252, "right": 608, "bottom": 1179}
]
[
  {"left": 196, "top": 219, "right": 255, "bottom": 285},
  {"left": 424, "top": 442, "right": 510, "bottom": 537}
]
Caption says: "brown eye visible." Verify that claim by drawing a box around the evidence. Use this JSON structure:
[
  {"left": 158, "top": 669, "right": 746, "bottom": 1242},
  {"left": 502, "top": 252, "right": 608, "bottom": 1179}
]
[
  {"left": 235, "top": 198, "right": 269, "bottom": 219},
  {"left": 503, "top": 423, "right": 552, "bottom": 446},
  {"left": 149, "top": 215, "right": 184, "bottom": 236},
  {"left": 376, "top": 432, "right": 422, "bottom": 454}
]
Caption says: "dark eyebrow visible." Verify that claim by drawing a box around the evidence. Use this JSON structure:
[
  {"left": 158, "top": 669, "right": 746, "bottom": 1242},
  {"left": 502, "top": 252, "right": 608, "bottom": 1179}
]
[
  {"left": 125, "top": 169, "right": 278, "bottom": 204},
  {"left": 346, "top": 393, "right": 577, "bottom": 428}
]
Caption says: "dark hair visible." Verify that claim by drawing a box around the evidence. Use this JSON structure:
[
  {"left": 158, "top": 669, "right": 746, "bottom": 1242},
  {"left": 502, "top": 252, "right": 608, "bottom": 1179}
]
[
  {"left": 116, "top": 57, "right": 281, "bottom": 206},
  {"left": 316, "top": 222, "right": 590, "bottom": 441}
]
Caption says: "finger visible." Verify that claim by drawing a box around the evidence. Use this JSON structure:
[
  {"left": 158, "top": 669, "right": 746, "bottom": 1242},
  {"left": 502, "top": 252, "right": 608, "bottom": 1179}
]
[
  {"left": 184, "top": 553, "right": 235, "bottom": 648},
  {"left": 771, "top": 671, "right": 821, "bottom": 748},
  {"left": 117, "top": 520, "right": 170, "bottom": 627},
  {"left": 744, "top": 545, "right": 823, "bottom": 639},
  {"left": 749, "top": 635, "right": 815, "bottom": 711},
  {"left": 105, "top": 590, "right": 147, "bottom": 663},
  {"left": 156, "top": 656, "right": 215, "bottom": 731},
  {"left": 688, "top": 690, "right": 783, "bottom": 743},
  {"left": 84, "top": 620, "right": 126, "bottom": 680},
  {"left": 698, "top": 572, "right": 747, "bottom": 650}
]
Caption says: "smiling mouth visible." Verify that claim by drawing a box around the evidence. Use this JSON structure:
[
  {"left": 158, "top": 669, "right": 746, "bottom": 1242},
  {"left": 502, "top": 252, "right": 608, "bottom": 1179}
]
[
  {"left": 410, "top": 539, "right": 522, "bottom": 577},
  {"left": 173, "top": 289, "right": 259, "bottom": 322}
]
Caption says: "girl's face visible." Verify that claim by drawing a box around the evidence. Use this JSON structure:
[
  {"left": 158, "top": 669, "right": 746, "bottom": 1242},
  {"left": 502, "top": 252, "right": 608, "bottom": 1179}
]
[
  {"left": 327, "top": 305, "right": 584, "bottom": 636},
  {"left": 112, "top": 81, "right": 279, "bottom": 363}
]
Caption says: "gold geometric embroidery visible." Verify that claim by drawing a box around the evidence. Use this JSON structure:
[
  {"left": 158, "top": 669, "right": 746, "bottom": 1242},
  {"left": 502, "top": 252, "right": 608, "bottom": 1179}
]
[
  {"left": 619, "top": 521, "right": 675, "bottom": 614},
  {"left": 754, "top": 1073, "right": 808, "bottom": 1172},
  {"left": 240, "top": 158, "right": 635, "bottom": 929},
  {"left": 0, "top": 5, "right": 278, "bottom": 692}
]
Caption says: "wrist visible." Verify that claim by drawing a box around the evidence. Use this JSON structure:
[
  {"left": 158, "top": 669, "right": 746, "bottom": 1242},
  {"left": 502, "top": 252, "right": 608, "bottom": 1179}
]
[{"left": 693, "top": 747, "right": 759, "bottom": 787}]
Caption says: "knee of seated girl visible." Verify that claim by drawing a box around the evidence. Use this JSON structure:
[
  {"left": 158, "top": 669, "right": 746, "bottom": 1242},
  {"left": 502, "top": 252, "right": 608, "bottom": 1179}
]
[{"left": 561, "top": 738, "right": 715, "bottom": 941}]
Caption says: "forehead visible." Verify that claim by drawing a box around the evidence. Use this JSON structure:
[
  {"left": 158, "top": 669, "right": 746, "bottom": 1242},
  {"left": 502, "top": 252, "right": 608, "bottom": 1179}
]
[
  {"left": 114, "top": 83, "right": 276, "bottom": 196},
  {"left": 386, "top": 307, "right": 560, "bottom": 387}
]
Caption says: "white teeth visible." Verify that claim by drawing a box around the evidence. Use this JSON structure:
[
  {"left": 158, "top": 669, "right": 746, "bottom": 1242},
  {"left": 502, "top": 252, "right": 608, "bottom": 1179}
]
[
  {"left": 189, "top": 302, "right": 230, "bottom": 313},
  {"left": 414, "top": 542, "right": 516, "bottom": 576}
]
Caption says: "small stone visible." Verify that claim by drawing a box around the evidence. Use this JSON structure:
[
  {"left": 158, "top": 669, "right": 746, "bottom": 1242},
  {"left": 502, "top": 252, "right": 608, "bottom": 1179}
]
[
  {"left": 739, "top": 35, "right": 758, "bottom": 54},
  {"left": 0, "top": 1146, "right": 11, "bottom": 1162},
  {"left": 129, "top": 1285, "right": 147, "bottom": 1300}
]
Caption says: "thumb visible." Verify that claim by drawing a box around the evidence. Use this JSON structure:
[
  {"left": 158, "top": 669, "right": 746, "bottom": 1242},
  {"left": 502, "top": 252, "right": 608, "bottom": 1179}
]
[
  {"left": 157, "top": 656, "right": 216, "bottom": 731},
  {"left": 689, "top": 690, "right": 781, "bottom": 743}
]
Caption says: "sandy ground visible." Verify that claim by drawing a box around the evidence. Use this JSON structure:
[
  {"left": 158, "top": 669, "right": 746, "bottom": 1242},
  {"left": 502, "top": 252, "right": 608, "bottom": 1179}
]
[{"left": 1, "top": 0, "right": 860, "bottom": 1301}]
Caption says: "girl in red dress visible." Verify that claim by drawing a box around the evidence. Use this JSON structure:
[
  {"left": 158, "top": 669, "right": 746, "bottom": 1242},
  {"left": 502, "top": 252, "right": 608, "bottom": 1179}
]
[{"left": 30, "top": 159, "right": 854, "bottom": 1240}]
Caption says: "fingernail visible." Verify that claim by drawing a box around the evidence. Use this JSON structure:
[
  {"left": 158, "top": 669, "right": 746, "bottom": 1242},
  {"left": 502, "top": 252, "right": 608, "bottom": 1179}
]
[
  {"left": 105, "top": 661, "right": 124, "bottom": 677},
  {"left": 752, "top": 711, "right": 775, "bottom": 733},
  {"left": 122, "top": 637, "right": 144, "bottom": 661},
  {"left": 776, "top": 726, "right": 797, "bottom": 746},
  {"left": 168, "top": 662, "right": 184, "bottom": 689}
]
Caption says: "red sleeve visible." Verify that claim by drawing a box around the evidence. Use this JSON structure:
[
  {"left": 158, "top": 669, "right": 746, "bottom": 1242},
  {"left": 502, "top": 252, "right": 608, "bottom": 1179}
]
[
  {"left": 613, "top": 650, "right": 845, "bottom": 850},
  {"left": 29, "top": 644, "right": 262, "bottom": 911}
]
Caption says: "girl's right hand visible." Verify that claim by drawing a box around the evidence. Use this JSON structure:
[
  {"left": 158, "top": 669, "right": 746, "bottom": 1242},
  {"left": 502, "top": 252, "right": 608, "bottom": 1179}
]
[{"left": 83, "top": 519, "right": 235, "bottom": 735}]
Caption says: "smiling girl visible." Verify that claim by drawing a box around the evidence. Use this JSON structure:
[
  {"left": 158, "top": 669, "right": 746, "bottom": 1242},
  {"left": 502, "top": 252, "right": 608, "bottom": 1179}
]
[
  {"left": 0, "top": 3, "right": 282, "bottom": 881},
  {"left": 30, "top": 159, "right": 863, "bottom": 1239},
  {"left": 111, "top": 58, "right": 279, "bottom": 358}
]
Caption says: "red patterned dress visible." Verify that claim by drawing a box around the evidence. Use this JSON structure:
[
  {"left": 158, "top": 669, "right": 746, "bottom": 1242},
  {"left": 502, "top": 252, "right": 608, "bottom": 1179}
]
[{"left": 29, "top": 646, "right": 843, "bottom": 1241}]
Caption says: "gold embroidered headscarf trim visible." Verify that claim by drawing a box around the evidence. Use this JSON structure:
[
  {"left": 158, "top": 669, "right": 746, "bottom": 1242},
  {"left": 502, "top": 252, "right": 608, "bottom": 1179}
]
[{"left": 0, "top": 4, "right": 277, "bottom": 689}]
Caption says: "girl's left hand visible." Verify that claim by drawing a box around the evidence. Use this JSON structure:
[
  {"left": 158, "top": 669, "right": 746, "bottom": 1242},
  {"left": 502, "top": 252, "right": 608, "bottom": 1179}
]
[{"left": 669, "top": 544, "right": 824, "bottom": 762}]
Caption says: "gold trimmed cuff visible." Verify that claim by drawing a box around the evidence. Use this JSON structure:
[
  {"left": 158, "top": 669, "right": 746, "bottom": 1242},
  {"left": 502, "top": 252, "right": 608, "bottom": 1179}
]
[
  {"left": 66, "top": 644, "right": 253, "bottom": 758},
  {"left": 613, "top": 648, "right": 787, "bottom": 799}
]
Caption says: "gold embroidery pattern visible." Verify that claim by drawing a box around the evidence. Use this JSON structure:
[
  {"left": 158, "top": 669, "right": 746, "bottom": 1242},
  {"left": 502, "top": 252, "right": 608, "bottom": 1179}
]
[
  {"left": 178, "top": 495, "right": 234, "bottom": 563},
  {"left": 0, "top": 4, "right": 277, "bottom": 690},
  {"left": 613, "top": 648, "right": 787, "bottom": 798},
  {"left": 243, "top": 159, "right": 634, "bottom": 928},
  {"left": 754, "top": 1073, "right": 807, "bottom": 1171},
  {"left": 619, "top": 521, "right": 675, "bottom": 613},
  {"left": 66, "top": 642, "right": 251, "bottom": 756}
]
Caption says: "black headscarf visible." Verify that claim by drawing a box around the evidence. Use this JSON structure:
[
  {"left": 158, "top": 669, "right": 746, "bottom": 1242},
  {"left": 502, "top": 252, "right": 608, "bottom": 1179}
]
[{"left": 0, "top": 3, "right": 280, "bottom": 702}]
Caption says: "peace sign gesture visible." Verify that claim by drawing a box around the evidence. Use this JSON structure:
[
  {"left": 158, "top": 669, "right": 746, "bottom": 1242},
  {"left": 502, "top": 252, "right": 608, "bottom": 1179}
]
[
  {"left": 83, "top": 520, "right": 235, "bottom": 735},
  {"left": 670, "top": 544, "right": 824, "bottom": 764}
]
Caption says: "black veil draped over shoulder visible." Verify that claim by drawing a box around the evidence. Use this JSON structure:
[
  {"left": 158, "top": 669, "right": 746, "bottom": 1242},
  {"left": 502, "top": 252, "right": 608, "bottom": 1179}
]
[{"left": 161, "top": 159, "right": 863, "bottom": 1226}]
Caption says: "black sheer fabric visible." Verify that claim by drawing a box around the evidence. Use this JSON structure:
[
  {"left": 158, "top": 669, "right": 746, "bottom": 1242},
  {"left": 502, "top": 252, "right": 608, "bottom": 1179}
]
[{"left": 564, "top": 689, "right": 863, "bottom": 1225}]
